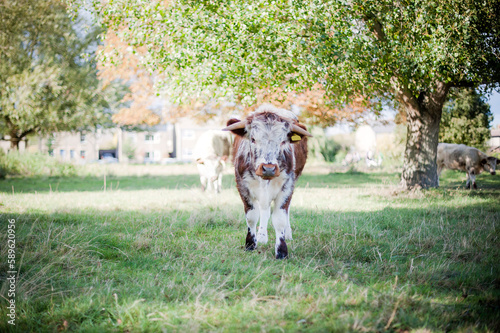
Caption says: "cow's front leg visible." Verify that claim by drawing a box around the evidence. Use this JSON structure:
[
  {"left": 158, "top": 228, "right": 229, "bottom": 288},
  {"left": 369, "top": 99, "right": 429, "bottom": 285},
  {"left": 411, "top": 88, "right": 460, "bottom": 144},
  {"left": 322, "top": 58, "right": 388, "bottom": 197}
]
[
  {"left": 470, "top": 170, "right": 477, "bottom": 189},
  {"left": 272, "top": 208, "right": 289, "bottom": 259},
  {"left": 200, "top": 176, "right": 208, "bottom": 192},
  {"left": 466, "top": 172, "right": 471, "bottom": 189},
  {"left": 216, "top": 173, "right": 223, "bottom": 193},
  {"left": 257, "top": 204, "right": 270, "bottom": 244},
  {"left": 285, "top": 209, "right": 292, "bottom": 240},
  {"left": 245, "top": 206, "right": 259, "bottom": 251}
]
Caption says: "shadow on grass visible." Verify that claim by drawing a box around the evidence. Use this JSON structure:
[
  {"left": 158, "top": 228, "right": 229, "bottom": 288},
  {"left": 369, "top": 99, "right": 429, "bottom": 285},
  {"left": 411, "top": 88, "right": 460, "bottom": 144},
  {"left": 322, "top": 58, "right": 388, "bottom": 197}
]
[
  {"left": 0, "top": 174, "right": 226, "bottom": 193},
  {"left": 438, "top": 169, "right": 500, "bottom": 190},
  {"left": 297, "top": 171, "right": 401, "bottom": 187},
  {"left": 2, "top": 169, "right": 499, "bottom": 194},
  {"left": 1, "top": 198, "right": 499, "bottom": 332},
  {"left": 1, "top": 171, "right": 404, "bottom": 193}
]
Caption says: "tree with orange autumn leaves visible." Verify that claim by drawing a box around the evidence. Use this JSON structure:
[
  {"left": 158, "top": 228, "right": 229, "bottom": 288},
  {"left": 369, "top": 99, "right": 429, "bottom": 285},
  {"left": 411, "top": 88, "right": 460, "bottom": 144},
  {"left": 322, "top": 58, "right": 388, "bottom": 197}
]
[{"left": 97, "top": 30, "right": 371, "bottom": 127}]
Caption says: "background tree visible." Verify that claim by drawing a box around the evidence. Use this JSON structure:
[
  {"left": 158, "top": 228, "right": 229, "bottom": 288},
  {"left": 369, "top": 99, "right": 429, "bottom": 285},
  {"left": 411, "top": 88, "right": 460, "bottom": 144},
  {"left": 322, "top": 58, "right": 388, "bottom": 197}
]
[
  {"left": 0, "top": 0, "right": 116, "bottom": 149},
  {"left": 97, "top": 29, "right": 162, "bottom": 127},
  {"left": 439, "top": 88, "right": 493, "bottom": 149},
  {"left": 71, "top": 0, "right": 500, "bottom": 189}
]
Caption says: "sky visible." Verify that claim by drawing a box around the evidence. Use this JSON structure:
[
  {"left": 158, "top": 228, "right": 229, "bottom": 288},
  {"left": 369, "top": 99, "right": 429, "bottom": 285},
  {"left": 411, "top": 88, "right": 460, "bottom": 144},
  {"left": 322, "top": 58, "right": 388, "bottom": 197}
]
[{"left": 487, "top": 91, "right": 500, "bottom": 127}]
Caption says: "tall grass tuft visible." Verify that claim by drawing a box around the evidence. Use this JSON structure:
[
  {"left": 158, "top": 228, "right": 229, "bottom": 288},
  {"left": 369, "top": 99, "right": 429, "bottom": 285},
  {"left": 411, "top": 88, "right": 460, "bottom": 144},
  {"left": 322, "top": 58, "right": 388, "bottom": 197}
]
[{"left": 0, "top": 151, "right": 78, "bottom": 178}]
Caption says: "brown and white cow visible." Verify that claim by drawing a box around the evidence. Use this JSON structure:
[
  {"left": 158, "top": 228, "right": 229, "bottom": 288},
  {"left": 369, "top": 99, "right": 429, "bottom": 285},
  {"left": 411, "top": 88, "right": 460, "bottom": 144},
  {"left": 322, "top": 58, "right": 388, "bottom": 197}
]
[
  {"left": 223, "top": 104, "right": 312, "bottom": 259},
  {"left": 437, "top": 143, "right": 498, "bottom": 189}
]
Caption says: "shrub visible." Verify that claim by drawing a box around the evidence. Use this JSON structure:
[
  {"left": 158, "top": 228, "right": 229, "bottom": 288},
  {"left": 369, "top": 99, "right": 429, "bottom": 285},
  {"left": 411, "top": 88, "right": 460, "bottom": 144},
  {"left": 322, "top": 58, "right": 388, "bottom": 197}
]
[
  {"left": 0, "top": 151, "right": 79, "bottom": 178},
  {"left": 319, "top": 138, "right": 342, "bottom": 162}
]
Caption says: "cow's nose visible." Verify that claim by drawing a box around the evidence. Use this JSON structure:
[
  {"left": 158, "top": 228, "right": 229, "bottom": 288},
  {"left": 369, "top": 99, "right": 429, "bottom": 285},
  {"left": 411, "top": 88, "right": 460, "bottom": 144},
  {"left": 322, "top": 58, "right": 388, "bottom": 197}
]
[
  {"left": 262, "top": 164, "right": 276, "bottom": 177},
  {"left": 491, "top": 171, "right": 496, "bottom": 175}
]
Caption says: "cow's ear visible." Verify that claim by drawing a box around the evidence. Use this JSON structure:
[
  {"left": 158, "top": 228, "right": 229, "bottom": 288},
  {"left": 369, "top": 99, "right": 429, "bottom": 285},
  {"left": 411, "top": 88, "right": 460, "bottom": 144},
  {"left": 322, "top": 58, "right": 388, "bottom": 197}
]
[
  {"left": 223, "top": 119, "right": 247, "bottom": 137},
  {"left": 196, "top": 158, "right": 204, "bottom": 165},
  {"left": 289, "top": 123, "right": 312, "bottom": 144}
]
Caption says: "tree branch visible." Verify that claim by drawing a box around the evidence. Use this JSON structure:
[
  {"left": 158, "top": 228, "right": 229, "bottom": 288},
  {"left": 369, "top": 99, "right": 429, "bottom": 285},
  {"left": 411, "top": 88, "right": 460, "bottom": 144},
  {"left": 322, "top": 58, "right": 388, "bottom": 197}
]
[
  {"left": 18, "top": 129, "right": 35, "bottom": 139},
  {"left": 363, "top": 12, "right": 387, "bottom": 43}
]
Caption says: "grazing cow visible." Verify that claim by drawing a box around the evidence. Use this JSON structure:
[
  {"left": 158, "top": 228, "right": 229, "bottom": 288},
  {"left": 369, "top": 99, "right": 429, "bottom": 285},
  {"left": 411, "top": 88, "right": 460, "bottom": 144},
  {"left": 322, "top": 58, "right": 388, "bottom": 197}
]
[
  {"left": 223, "top": 105, "right": 312, "bottom": 259},
  {"left": 193, "top": 130, "right": 231, "bottom": 193},
  {"left": 437, "top": 143, "right": 498, "bottom": 189}
]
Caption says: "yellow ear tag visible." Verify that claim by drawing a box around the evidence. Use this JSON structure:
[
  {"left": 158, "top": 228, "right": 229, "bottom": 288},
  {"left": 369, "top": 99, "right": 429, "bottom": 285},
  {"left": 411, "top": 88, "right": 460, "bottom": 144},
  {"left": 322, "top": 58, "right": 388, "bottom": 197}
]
[{"left": 291, "top": 134, "right": 301, "bottom": 142}]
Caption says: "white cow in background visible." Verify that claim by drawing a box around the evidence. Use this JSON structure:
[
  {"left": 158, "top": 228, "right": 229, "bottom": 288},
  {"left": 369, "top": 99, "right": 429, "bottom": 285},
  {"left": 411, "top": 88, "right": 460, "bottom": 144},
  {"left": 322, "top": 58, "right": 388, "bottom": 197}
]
[{"left": 193, "top": 130, "right": 232, "bottom": 193}]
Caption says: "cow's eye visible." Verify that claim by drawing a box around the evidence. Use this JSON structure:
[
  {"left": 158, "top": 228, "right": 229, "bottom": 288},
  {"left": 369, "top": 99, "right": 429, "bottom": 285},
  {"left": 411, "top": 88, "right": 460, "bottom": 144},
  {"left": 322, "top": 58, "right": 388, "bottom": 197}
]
[
  {"left": 251, "top": 138, "right": 256, "bottom": 144},
  {"left": 281, "top": 140, "right": 286, "bottom": 146}
]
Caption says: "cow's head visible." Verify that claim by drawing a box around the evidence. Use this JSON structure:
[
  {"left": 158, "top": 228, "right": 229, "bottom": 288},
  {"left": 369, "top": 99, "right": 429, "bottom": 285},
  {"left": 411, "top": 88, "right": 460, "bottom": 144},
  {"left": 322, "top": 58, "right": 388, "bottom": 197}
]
[
  {"left": 482, "top": 156, "right": 498, "bottom": 175},
  {"left": 224, "top": 110, "right": 312, "bottom": 180},
  {"left": 196, "top": 155, "right": 227, "bottom": 182}
]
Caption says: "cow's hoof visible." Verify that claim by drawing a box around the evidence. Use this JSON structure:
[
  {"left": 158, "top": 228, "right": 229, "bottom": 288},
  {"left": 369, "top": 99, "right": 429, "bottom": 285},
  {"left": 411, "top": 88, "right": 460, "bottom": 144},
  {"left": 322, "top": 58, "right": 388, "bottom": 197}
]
[
  {"left": 275, "top": 238, "right": 288, "bottom": 259},
  {"left": 245, "top": 243, "right": 257, "bottom": 251},
  {"left": 246, "top": 229, "right": 257, "bottom": 251},
  {"left": 473, "top": 183, "right": 477, "bottom": 189},
  {"left": 257, "top": 232, "right": 268, "bottom": 244}
]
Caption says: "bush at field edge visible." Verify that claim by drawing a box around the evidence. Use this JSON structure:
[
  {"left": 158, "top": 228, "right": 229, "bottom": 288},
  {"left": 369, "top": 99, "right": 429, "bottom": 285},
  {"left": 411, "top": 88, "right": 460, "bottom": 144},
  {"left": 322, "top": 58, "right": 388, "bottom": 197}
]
[{"left": 0, "top": 151, "right": 78, "bottom": 178}]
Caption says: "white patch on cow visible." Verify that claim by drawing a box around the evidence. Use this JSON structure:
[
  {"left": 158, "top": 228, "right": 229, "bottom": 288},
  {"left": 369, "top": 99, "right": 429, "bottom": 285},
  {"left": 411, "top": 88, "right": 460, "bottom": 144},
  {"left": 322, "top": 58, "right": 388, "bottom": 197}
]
[
  {"left": 272, "top": 208, "right": 288, "bottom": 253},
  {"left": 247, "top": 117, "right": 290, "bottom": 168},
  {"left": 255, "top": 104, "right": 298, "bottom": 121},
  {"left": 246, "top": 207, "right": 259, "bottom": 236},
  {"left": 241, "top": 168, "right": 294, "bottom": 247},
  {"left": 284, "top": 206, "right": 293, "bottom": 240}
]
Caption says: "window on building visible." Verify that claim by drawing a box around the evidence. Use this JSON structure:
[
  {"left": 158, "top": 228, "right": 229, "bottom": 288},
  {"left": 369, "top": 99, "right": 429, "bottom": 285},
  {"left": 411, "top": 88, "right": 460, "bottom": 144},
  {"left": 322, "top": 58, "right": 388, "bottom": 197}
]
[
  {"left": 145, "top": 134, "right": 154, "bottom": 142},
  {"left": 182, "top": 130, "right": 195, "bottom": 140},
  {"left": 80, "top": 133, "right": 86, "bottom": 143},
  {"left": 80, "top": 150, "right": 86, "bottom": 159},
  {"left": 183, "top": 148, "right": 193, "bottom": 158},
  {"left": 60, "top": 149, "right": 65, "bottom": 158},
  {"left": 70, "top": 150, "right": 75, "bottom": 159}
]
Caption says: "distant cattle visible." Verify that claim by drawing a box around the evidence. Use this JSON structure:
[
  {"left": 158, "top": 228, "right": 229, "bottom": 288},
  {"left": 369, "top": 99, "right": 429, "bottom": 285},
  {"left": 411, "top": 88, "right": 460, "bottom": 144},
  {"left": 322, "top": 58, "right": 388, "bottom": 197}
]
[
  {"left": 437, "top": 143, "right": 498, "bottom": 189},
  {"left": 223, "top": 104, "right": 312, "bottom": 259},
  {"left": 193, "top": 130, "right": 231, "bottom": 193}
]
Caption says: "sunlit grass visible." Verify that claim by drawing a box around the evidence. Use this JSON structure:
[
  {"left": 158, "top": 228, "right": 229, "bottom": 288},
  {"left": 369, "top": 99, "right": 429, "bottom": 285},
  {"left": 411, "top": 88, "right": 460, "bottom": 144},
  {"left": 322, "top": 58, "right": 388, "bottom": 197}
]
[{"left": 0, "top": 164, "right": 499, "bottom": 332}]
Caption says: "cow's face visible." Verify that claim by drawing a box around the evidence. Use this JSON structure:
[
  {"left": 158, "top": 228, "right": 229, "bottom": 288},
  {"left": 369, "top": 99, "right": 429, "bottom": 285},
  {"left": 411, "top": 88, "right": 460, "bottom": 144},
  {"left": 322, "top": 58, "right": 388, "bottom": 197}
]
[
  {"left": 196, "top": 156, "right": 224, "bottom": 182},
  {"left": 483, "top": 157, "right": 498, "bottom": 175},
  {"left": 224, "top": 112, "right": 312, "bottom": 180}
]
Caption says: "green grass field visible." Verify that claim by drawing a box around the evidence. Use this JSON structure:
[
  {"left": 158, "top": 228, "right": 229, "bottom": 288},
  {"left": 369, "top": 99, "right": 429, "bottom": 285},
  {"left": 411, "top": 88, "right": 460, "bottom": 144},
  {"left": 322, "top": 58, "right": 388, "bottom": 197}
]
[{"left": 1, "top": 163, "right": 499, "bottom": 332}]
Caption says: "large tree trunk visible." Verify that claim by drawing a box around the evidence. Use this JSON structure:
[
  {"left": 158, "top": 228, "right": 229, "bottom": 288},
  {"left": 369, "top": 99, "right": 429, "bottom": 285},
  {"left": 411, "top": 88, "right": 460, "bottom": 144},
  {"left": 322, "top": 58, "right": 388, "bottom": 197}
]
[
  {"left": 9, "top": 135, "right": 20, "bottom": 150},
  {"left": 400, "top": 82, "right": 450, "bottom": 190}
]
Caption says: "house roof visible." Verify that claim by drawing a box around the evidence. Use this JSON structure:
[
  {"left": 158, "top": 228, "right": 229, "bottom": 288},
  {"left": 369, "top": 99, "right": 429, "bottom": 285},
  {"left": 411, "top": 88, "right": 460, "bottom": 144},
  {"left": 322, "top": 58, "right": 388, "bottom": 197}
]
[{"left": 491, "top": 129, "right": 500, "bottom": 137}]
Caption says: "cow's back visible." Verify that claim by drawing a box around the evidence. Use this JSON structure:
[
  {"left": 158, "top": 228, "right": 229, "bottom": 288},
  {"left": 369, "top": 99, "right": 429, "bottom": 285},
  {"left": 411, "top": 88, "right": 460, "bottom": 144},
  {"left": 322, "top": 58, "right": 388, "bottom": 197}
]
[
  {"left": 194, "top": 130, "right": 231, "bottom": 160},
  {"left": 438, "top": 143, "right": 482, "bottom": 172}
]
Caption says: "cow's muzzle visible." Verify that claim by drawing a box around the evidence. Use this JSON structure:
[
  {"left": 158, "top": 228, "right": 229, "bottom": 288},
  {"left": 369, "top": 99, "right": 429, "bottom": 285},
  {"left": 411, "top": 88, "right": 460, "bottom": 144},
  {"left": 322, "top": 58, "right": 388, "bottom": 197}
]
[
  {"left": 491, "top": 171, "right": 496, "bottom": 175},
  {"left": 256, "top": 163, "right": 280, "bottom": 179}
]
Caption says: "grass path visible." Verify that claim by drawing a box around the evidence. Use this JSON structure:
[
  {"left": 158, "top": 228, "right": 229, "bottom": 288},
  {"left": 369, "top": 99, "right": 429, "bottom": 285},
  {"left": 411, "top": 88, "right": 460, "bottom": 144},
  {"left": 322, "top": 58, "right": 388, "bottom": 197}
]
[{"left": 0, "top": 165, "right": 499, "bottom": 332}]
